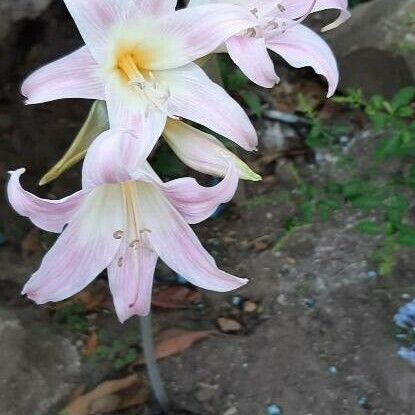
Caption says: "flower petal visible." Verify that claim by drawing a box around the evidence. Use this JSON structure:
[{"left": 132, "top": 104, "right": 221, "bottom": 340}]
[
  {"left": 82, "top": 129, "right": 148, "bottom": 189},
  {"left": 136, "top": 182, "right": 248, "bottom": 291},
  {"left": 226, "top": 35, "right": 279, "bottom": 88},
  {"left": 135, "top": 0, "right": 177, "bottom": 16},
  {"left": 279, "top": 0, "right": 351, "bottom": 31},
  {"left": 105, "top": 75, "right": 167, "bottom": 158},
  {"left": 108, "top": 230, "right": 158, "bottom": 322},
  {"left": 148, "top": 4, "right": 256, "bottom": 69},
  {"left": 62, "top": 0, "right": 133, "bottom": 61},
  {"left": 163, "top": 119, "right": 261, "bottom": 181},
  {"left": 158, "top": 63, "right": 257, "bottom": 150},
  {"left": 21, "top": 47, "right": 104, "bottom": 105},
  {"left": 22, "top": 185, "right": 124, "bottom": 304},
  {"left": 7, "top": 169, "right": 86, "bottom": 233},
  {"left": 266, "top": 24, "right": 339, "bottom": 97},
  {"left": 136, "top": 160, "right": 238, "bottom": 224}
]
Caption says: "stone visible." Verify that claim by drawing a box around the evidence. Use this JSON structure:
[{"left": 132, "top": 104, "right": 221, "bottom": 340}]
[
  {"left": 0, "top": 0, "right": 52, "bottom": 41},
  {"left": 327, "top": 0, "right": 415, "bottom": 98},
  {"left": 0, "top": 307, "right": 81, "bottom": 415}
]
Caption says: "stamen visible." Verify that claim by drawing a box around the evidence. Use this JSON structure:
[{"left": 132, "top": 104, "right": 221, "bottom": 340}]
[
  {"left": 117, "top": 54, "right": 171, "bottom": 117},
  {"left": 129, "top": 239, "right": 141, "bottom": 249}
]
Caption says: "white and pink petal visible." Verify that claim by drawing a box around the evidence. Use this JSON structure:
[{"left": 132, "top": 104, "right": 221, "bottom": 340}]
[
  {"left": 266, "top": 24, "right": 339, "bottom": 97},
  {"left": 163, "top": 120, "right": 261, "bottom": 181},
  {"left": 136, "top": 181, "right": 248, "bottom": 291},
  {"left": 7, "top": 169, "right": 86, "bottom": 233},
  {"left": 22, "top": 47, "right": 104, "bottom": 105},
  {"left": 159, "top": 63, "right": 258, "bottom": 150},
  {"left": 226, "top": 35, "right": 279, "bottom": 88},
  {"left": 134, "top": 0, "right": 178, "bottom": 16},
  {"left": 136, "top": 160, "right": 239, "bottom": 224},
  {"left": 108, "top": 232, "right": 158, "bottom": 322},
  {"left": 22, "top": 185, "right": 124, "bottom": 304}
]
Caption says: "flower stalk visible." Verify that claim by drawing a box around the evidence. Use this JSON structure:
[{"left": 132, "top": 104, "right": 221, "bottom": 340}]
[{"left": 140, "top": 313, "right": 169, "bottom": 413}]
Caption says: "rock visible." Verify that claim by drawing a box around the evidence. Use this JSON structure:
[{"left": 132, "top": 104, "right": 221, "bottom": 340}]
[
  {"left": 0, "top": 0, "right": 52, "bottom": 41},
  {"left": 327, "top": 0, "right": 415, "bottom": 97},
  {"left": 217, "top": 317, "right": 243, "bottom": 333},
  {"left": 0, "top": 307, "right": 81, "bottom": 415}
]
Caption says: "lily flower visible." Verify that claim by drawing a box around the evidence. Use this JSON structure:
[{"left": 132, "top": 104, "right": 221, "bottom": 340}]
[
  {"left": 22, "top": 0, "right": 258, "bottom": 157},
  {"left": 189, "top": 0, "right": 350, "bottom": 95},
  {"left": 39, "top": 101, "right": 261, "bottom": 186},
  {"left": 7, "top": 129, "right": 247, "bottom": 322}
]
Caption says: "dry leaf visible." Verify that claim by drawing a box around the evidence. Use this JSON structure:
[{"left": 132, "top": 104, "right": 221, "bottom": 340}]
[
  {"left": 61, "top": 374, "right": 148, "bottom": 415},
  {"left": 83, "top": 332, "right": 98, "bottom": 357},
  {"left": 217, "top": 318, "right": 243, "bottom": 333},
  {"left": 152, "top": 286, "right": 202, "bottom": 310},
  {"left": 250, "top": 235, "right": 271, "bottom": 252},
  {"left": 137, "top": 329, "right": 213, "bottom": 364},
  {"left": 21, "top": 228, "right": 41, "bottom": 260},
  {"left": 75, "top": 284, "right": 108, "bottom": 311}
]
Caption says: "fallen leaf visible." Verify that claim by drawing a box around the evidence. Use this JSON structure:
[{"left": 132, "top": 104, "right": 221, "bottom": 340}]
[
  {"left": 137, "top": 329, "right": 213, "bottom": 364},
  {"left": 217, "top": 318, "right": 243, "bottom": 333},
  {"left": 152, "top": 286, "right": 202, "bottom": 310},
  {"left": 61, "top": 374, "right": 148, "bottom": 415},
  {"left": 21, "top": 228, "right": 41, "bottom": 260},
  {"left": 83, "top": 332, "right": 98, "bottom": 357},
  {"left": 75, "top": 283, "right": 108, "bottom": 311}
]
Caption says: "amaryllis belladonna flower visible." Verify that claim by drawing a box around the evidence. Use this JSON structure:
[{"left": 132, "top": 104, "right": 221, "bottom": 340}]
[
  {"left": 8, "top": 129, "right": 247, "bottom": 322},
  {"left": 22, "top": 0, "right": 258, "bottom": 157},
  {"left": 189, "top": 0, "right": 350, "bottom": 94}
]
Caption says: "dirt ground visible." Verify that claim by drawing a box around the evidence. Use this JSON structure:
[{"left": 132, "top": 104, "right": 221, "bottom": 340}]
[{"left": 1, "top": 3, "right": 414, "bottom": 415}]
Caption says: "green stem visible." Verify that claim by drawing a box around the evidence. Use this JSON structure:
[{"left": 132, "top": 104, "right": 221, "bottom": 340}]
[{"left": 140, "top": 313, "right": 169, "bottom": 413}]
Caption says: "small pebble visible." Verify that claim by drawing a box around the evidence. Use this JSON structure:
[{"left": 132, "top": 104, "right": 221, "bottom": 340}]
[
  {"left": 302, "top": 298, "right": 316, "bottom": 311},
  {"left": 232, "top": 296, "right": 242, "bottom": 306},
  {"left": 401, "top": 293, "right": 411, "bottom": 300},
  {"left": 266, "top": 404, "right": 282, "bottom": 415},
  {"left": 367, "top": 270, "right": 378, "bottom": 279},
  {"left": 328, "top": 366, "right": 338, "bottom": 375},
  {"left": 217, "top": 317, "right": 243, "bottom": 333},
  {"left": 340, "top": 135, "right": 349, "bottom": 145},
  {"left": 243, "top": 300, "right": 258, "bottom": 313},
  {"left": 357, "top": 395, "right": 370, "bottom": 410}
]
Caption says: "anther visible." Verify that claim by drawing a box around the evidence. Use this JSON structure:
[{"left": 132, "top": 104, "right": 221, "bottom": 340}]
[
  {"left": 129, "top": 240, "right": 141, "bottom": 250},
  {"left": 113, "top": 230, "right": 124, "bottom": 240},
  {"left": 118, "top": 257, "right": 124, "bottom": 267}
]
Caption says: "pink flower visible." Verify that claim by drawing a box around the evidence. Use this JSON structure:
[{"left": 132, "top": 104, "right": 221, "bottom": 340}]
[
  {"left": 7, "top": 129, "right": 247, "bottom": 322},
  {"left": 189, "top": 0, "right": 350, "bottom": 95},
  {"left": 22, "top": 0, "right": 258, "bottom": 157}
]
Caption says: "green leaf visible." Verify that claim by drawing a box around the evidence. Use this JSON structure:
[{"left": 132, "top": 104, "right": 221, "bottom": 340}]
[
  {"left": 396, "top": 105, "right": 414, "bottom": 118},
  {"left": 374, "top": 137, "right": 401, "bottom": 160},
  {"left": 351, "top": 196, "right": 382, "bottom": 211},
  {"left": 398, "top": 225, "right": 415, "bottom": 247},
  {"left": 355, "top": 220, "right": 383, "bottom": 235},
  {"left": 241, "top": 90, "right": 262, "bottom": 117},
  {"left": 391, "top": 86, "right": 415, "bottom": 112}
]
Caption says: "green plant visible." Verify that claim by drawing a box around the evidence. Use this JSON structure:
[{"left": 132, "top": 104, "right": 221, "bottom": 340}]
[
  {"left": 219, "top": 56, "right": 263, "bottom": 117},
  {"left": 333, "top": 87, "right": 415, "bottom": 160},
  {"left": 270, "top": 87, "right": 415, "bottom": 275},
  {"left": 54, "top": 301, "right": 88, "bottom": 334},
  {"left": 94, "top": 330, "right": 139, "bottom": 371}
]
